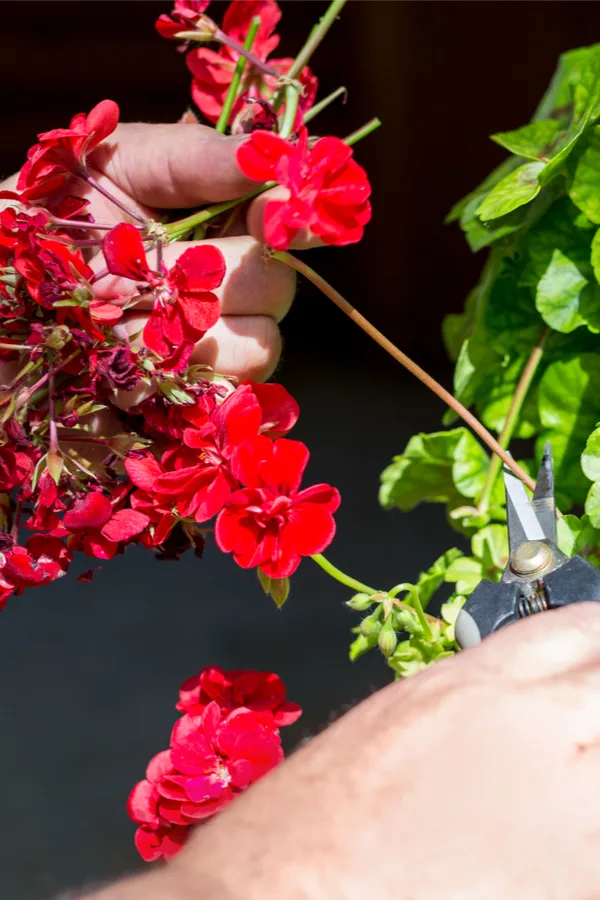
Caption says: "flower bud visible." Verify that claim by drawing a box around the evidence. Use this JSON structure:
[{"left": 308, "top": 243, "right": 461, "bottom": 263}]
[
  {"left": 378, "top": 617, "right": 398, "bottom": 658},
  {"left": 46, "top": 325, "right": 71, "bottom": 350},
  {"left": 346, "top": 592, "right": 373, "bottom": 611},
  {"left": 360, "top": 610, "right": 382, "bottom": 637}
]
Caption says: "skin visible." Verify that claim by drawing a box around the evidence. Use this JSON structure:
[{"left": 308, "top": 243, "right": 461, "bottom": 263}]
[
  {"left": 6, "top": 126, "right": 600, "bottom": 898},
  {"left": 88, "top": 602, "right": 600, "bottom": 900}
]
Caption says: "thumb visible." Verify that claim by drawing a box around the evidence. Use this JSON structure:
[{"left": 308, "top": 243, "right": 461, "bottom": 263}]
[{"left": 89, "top": 122, "right": 254, "bottom": 209}]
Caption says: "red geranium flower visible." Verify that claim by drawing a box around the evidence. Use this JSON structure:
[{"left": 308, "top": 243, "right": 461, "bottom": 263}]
[
  {"left": 0, "top": 445, "right": 35, "bottom": 492},
  {"left": 17, "top": 100, "right": 120, "bottom": 201},
  {"left": 128, "top": 702, "right": 283, "bottom": 860},
  {"left": 0, "top": 535, "right": 72, "bottom": 609},
  {"left": 63, "top": 492, "right": 149, "bottom": 560},
  {"left": 237, "top": 127, "right": 372, "bottom": 249},
  {"left": 125, "top": 452, "right": 178, "bottom": 547},
  {"left": 153, "top": 384, "right": 263, "bottom": 522},
  {"left": 156, "top": 0, "right": 212, "bottom": 40},
  {"left": 177, "top": 665, "right": 302, "bottom": 726},
  {"left": 215, "top": 435, "right": 340, "bottom": 578},
  {"left": 103, "top": 223, "right": 225, "bottom": 368},
  {"left": 186, "top": 0, "right": 317, "bottom": 127}
]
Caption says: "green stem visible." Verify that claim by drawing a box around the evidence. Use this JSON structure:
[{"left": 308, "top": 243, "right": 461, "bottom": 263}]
[
  {"left": 311, "top": 553, "right": 377, "bottom": 595},
  {"left": 273, "top": 251, "right": 536, "bottom": 493},
  {"left": 477, "top": 327, "right": 549, "bottom": 513},
  {"left": 285, "top": 0, "right": 348, "bottom": 82},
  {"left": 344, "top": 118, "right": 382, "bottom": 147},
  {"left": 165, "top": 185, "right": 272, "bottom": 241},
  {"left": 279, "top": 83, "right": 300, "bottom": 139},
  {"left": 165, "top": 114, "right": 378, "bottom": 241},
  {"left": 215, "top": 17, "right": 261, "bottom": 134},
  {"left": 303, "top": 86, "right": 347, "bottom": 124},
  {"left": 393, "top": 584, "right": 433, "bottom": 641}
]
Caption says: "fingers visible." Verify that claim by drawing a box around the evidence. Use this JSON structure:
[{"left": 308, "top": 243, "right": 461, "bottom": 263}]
[
  {"left": 246, "top": 185, "right": 325, "bottom": 250},
  {"left": 112, "top": 312, "right": 282, "bottom": 411},
  {"left": 93, "top": 235, "right": 296, "bottom": 323},
  {"left": 89, "top": 123, "right": 255, "bottom": 210}
]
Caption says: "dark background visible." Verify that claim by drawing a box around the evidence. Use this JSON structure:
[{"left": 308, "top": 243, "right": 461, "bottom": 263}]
[{"left": 1, "top": 2, "right": 599, "bottom": 897}]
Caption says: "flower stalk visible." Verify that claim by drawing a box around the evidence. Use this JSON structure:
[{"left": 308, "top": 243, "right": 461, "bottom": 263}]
[
  {"left": 311, "top": 553, "right": 377, "bottom": 595},
  {"left": 273, "top": 251, "right": 536, "bottom": 492},
  {"left": 215, "top": 16, "right": 261, "bottom": 133}
]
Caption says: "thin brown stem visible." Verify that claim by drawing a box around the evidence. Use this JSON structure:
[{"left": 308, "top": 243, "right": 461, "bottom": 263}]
[{"left": 273, "top": 251, "right": 536, "bottom": 492}]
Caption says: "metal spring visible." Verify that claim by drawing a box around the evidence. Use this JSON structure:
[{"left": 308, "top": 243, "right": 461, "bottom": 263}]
[{"left": 517, "top": 592, "right": 549, "bottom": 618}]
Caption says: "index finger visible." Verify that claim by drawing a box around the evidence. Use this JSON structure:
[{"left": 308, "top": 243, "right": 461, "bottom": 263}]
[{"left": 89, "top": 122, "right": 255, "bottom": 209}]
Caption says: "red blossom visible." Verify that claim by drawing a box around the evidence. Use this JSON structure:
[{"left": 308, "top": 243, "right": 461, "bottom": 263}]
[
  {"left": 177, "top": 665, "right": 301, "bottom": 726},
  {"left": 237, "top": 127, "right": 372, "bottom": 249},
  {"left": 128, "top": 701, "right": 283, "bottom": 860},
  {"left": 103, "top": 224, "right": 225, "bottom": 368},
  {"left": 186, "top": 0, "right": 317, "bottom": 127},
  {"left": 0, "top": 535, "right": 72, "bottom": 607},
  {"left": 17, "top": 100, "right": 120, "bottom": 201},
  {"left": 153, "top": 384, "right": 262, "bottom": 522},
  {"left": 125, "top": 452, "right": 178, "bottom": 547},
  {"left": 215, "top": 436, "right": 340, "bottom": 578},
  {"left": 0, "top": 446, "right": 35, "bottom": 492},
  {"left": 24, "top": 471, "right": 67, "bottom": 534},
  {"left": 63, "top": 492, "right": 149, "bottom": 560},
  {"left": 156, "top": 0, "right": 212, "bottom": 40}
]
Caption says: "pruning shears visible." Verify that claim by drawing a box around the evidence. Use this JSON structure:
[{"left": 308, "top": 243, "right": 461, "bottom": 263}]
[{"left": 455, "top": 443, "right": 600, "bottom": 649}]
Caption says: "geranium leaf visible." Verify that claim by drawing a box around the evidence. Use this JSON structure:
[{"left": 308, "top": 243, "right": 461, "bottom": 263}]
[
  {"left": 491, "top": 120, "right": 563, "bottom": 161},
  {"left": 535, "top": 248, "right": 588, "bottom": 333},
  {"left": 476, "top": 162, "right": 545, "bottom": 222}
]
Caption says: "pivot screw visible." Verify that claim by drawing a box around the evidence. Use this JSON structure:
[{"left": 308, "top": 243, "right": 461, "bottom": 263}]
[{"left": 509, "top": 540, "right": 553, "bottom": 577}]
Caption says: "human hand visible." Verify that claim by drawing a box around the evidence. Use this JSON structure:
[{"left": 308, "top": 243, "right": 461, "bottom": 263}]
[
  {"left": 1, "top": 121, "right": 300, "bottom": 393},
  {"left": 94, "top": 603, "right": 600, "bottom": 900}
]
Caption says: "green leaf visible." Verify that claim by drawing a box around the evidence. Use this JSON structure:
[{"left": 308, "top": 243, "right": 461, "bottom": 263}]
[
  {"left": 446, "top": 157, "right": 521, "bottom": 224},
  {"left": 591, "top": 227, "right": 600, "bottom": 283},
  {"left": 538, "top": 353, "right": 600, "bottom": 435},
  {"left": 444, "top": 557, "right": 483, "bottom": 595},
  {"left": 472, "top": 524, "right": 509, "bottom": 573},
  {"left": 414, "top": 548, "right": 464, "bottom": 607},
  {"left": 478, "top": 355, "right": 541, "bottom": 439},
  {"left": 585, "top": 480, "right": 600, "bottom": 527},
  {"left": 568, "top": 126, "right": 600, "bottom": 223},
  {"left": 379, "top": 429, "right": 489, "bottom": 512},
  {"left": 525, "top": 197, "right": 594, "bottom": 280},
  {"left": 582, "top": 427, "right": 600, "bottom": 481},
  {"left": 476, "top": 162, "right": 545, "bottom": 222},
  {"left": 452, "top": 431, "right": 490, "bottom": 498},
  {"left": 556, "top": 514, "right": 583, "bottom": 556},
  {"left": 491, "top": 120, "right": 563, "bottom": 160},
  {"left": 535, "top": 248, "right": 588, "bottom": 333}
]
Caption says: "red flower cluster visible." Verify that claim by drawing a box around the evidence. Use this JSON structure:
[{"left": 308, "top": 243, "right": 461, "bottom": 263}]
[
  {"left": 158, "top": 0, "right": 317, "bottom": 130},
  {"left": 128, "top": 665, "right": 300, "bottom": 860},
  {"left": 237, "top": 127, "right": 372, "bottom": 249},
  {"left": 0, "top": 0, "right": 369, "bottom": 615}
]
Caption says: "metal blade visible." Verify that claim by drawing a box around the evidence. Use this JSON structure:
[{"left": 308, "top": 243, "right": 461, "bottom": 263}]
[
  {"left": 504, "top": 466, "right": 545, "bottom": 558},
  {"left": 532, "top": 441, "right": 557, "bottom": 544}
]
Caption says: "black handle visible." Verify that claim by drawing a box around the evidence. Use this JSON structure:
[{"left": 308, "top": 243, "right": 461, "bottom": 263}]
[{"left": 455, "top": 556, "right": 600, "bottom": 649}]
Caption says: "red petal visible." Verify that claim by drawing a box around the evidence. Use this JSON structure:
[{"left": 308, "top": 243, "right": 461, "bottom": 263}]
[
  {"left": 103, "top": 223, "right": 152, "bottom": 281},
  {"left": 89, "top": 301, "right": 123, "bottom": 325},
  {"left": 125, "top": 453, "right": 164, "bottom": 491},
  {"left": 247, "top": 381, "right": 299, "bottom": 437},
  {"left": 260, "top": 438, "right": 309, "bottom": 494},
  {"left": 236, "top": 131, "right": 294, "bottom": 183},
  {"left": 177, "top": 293, "right": 220, "bottom": 336},
  {"left": 294, "top": 483, "right": 341, "bottom": 513},
  {"left": 286, "top": 503, "right": 336, "bottom": 556},
  {"left": 100, "top": 508, "right": 149, "bottom": 543},
  {"left": 85, "top": 100, "right": 120, "bottom": 148},
  {"left": 170, "top": 244, "right": 226, "bottom": 292},
  {"left": 63, "top": 493, "right": 112, "bottom": 532},
  {"left": 127, "top": 780, "right": 158, "bottom": 825},
  {"left": 143, "top": 307, "right": 172, "bottom": 357}
]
